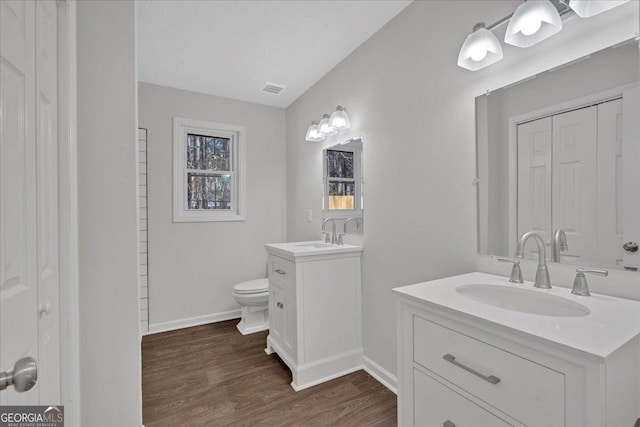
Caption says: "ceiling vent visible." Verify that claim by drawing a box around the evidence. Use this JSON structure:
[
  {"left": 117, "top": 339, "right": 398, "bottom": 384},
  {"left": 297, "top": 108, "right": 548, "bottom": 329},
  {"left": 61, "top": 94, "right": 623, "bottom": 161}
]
[{"left": 262, "top": 83, "right": 286, "bottom": 95}]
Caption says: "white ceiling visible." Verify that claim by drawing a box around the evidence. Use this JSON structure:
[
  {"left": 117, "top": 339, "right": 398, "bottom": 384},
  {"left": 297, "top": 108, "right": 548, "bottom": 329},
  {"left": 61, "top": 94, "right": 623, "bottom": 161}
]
[{"left": 137, "top": 0, "right": 412, "bottom": 108}]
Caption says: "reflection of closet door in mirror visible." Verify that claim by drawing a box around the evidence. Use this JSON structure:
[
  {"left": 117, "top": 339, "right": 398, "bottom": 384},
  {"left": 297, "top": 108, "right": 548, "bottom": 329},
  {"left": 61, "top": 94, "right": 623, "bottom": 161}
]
[
  {"left": 552, "top": 107, "right": 598, "bottom": 266},
  {"left": 597, "top": 99, "right": 623, "bottom": 268},
  {"left": 517, "top": 117, "right": 552, "bottom": 260},
  {"left": 622, "top": 88, "right": 640, "bottom": 270}
]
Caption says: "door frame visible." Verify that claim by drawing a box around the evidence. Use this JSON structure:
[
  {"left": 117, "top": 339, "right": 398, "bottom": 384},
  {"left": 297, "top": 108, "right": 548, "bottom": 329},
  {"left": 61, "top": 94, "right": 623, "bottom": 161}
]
[
  {"left": 55, "top": 0, "right": 80, "bottom": 424},
  {"left": 506, "top": 83, "right": 638, "bottom": 255}
]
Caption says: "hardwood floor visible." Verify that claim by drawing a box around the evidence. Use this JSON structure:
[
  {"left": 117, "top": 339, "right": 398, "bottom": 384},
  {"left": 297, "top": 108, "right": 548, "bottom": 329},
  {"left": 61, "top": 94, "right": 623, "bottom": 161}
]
[{"left": 142, "top": 320, "right": 397, "bottom": 426}]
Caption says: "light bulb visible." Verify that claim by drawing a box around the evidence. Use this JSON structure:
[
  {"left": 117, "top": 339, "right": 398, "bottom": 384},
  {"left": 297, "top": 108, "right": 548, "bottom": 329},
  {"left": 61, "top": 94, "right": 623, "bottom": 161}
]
[
  {"left": 470, "top": 46, "right": 488, "bottom": 62},
  {"left": 520, "top": 19, "right": 542, "bottom": 36},
  {"left": 569, "top": 0, "right": 630, "bottom": 18},
  {"left": 329, "top": 106, "right": 350, "bottom": 130},
  {"left": 305, "top": 121, "right": 324, "bottom": 142},
  {"left": 318, "top": 114, "right": 337, "bottom": 136},
  {"left": 457, "top": 23, "right": 503, "bottom": 71},
  {"left": 504, "top": 0, "right": 562, "bottom": 48}
]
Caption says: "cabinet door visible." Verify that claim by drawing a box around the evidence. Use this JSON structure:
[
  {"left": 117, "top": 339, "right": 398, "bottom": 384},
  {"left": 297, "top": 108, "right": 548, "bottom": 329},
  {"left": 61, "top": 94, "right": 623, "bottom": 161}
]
[
  {"left": 269, "top": 286, "right": 284, "bottom": 344},
  {"left": 282, "top": 290, "right": 297, "bottom": 358},
  {"left": 414, "top": 369, "right": 513, "bottom": 427}
]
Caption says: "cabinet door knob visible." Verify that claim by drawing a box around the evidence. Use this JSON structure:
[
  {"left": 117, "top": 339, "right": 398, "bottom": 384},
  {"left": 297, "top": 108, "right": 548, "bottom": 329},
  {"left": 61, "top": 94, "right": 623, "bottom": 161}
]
[
  {"left": 443, "top": 421, "right": 455, "bottom": 427},
  {"left": 623, "top": 242, "right": 639, "bottom": 253}
]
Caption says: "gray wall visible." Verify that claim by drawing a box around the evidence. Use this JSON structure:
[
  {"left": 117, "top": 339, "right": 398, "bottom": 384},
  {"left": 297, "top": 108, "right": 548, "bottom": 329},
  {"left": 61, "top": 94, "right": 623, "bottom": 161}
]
[
  {"left": 138, "top": 83, "right": 287, "bottom": 330},
  {"left": 77, "top": 1, "right": 141, "bottom": 425},
  {"left": 285, "top": 0, "right": 639, "bottom": 379}
]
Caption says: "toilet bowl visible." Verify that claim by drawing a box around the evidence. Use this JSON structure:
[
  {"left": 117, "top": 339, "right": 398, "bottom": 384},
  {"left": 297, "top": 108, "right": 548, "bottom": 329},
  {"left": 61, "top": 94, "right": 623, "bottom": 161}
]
[{"left": 232, "top": 278, "right": 269, "bottom": 335}]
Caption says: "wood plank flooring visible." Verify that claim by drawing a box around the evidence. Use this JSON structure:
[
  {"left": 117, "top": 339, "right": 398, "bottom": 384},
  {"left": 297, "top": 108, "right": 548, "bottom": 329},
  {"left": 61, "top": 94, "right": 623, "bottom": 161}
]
[{"left": 142, "top": 320, "right": 397, "bottom": 426}]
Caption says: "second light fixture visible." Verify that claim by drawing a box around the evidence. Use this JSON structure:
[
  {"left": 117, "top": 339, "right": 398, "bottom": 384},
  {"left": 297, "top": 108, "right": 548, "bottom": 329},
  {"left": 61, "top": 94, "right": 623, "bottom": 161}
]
[{"left": 305, "top": 105, "right": 351, "bottom": 142}]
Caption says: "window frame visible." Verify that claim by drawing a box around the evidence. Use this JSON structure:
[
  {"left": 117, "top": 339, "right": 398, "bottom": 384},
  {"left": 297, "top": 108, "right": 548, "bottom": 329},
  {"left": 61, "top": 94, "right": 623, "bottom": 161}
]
[
  {"left": 173, "top": 117, "right": 246, "bottom": 222},
  {"left": 322, "top": 139, "right": 363, "bottom": 220}
]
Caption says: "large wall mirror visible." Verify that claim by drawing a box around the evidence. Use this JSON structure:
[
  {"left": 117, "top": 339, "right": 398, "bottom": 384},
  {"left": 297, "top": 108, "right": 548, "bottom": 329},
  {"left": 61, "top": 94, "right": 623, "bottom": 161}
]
[{"left": 477, "top": 40, "right": 640, "bottom": 271}]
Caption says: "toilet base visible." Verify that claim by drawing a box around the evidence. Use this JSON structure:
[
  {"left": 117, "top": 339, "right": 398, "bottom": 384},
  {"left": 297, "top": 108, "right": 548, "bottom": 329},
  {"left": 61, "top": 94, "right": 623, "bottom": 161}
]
[{"left": 236, "top": 304, "right": 269, "bottom": 335}]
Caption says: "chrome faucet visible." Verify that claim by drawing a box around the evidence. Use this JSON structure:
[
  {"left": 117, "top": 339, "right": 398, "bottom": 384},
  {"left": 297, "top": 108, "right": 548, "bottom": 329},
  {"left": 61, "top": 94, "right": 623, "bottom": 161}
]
[
  {"left": 515, "top": 231, "right": 551, "bottom": 289},
  {"left": 552, "top": 229, "right": 569, "bottom": 263},
  {"left": 337, "top": 217, "right": 362, "bottom": 245},
  {"left": 343, "top": 217, "right": 361, "bottom": 233},
  {"left": 321, "top": 218, "right": 337, "bottom": 244}
]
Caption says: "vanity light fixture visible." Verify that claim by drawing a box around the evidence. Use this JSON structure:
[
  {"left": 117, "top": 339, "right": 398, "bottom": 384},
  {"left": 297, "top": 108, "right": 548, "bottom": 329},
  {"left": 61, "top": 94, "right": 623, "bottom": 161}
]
[
  {"left": 318, "top": 113, "right": 337, "bottom": 136},
  {"left": 504, "top": 0, "right": 562, "bottom": 48},
  {"left": 329, "top": 106, "right": 351, "bottom": 130},
  {"left": 457, "top": 22, "right": 504, "bottom": 71},
  {"left": 457, "top": 0, "right": 582, "bottom": 71},
  {"left": 568, "top": 0, "right": 630, "bottom": 18},
  {"left": 306, "top": 106, "right": 351, "bottom": 142},
  {"left": 305, "top": 121, "right": 325, "bottom": 142}
]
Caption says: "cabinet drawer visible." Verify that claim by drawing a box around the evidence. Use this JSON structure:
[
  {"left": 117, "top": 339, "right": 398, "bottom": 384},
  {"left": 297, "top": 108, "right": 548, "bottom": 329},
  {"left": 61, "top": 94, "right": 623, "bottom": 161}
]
[
  {"left": 414, "top": 368, "right": 513, "bottom": 427},
  {"left": 269, "top": 255, "right": 294, "bottom": 292},
  {"left": 414, "top": 316, "right": 564, "bottom": 426}
]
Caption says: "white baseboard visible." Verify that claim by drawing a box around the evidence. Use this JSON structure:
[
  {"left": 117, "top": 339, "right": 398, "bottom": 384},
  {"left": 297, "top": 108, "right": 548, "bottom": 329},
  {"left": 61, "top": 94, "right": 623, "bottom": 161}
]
[
  {"left": 145, "top": 309, "right": 241, "bottom": 335},
  {"left": 363, "top": 355, "right": 397, "bottom": 395}
]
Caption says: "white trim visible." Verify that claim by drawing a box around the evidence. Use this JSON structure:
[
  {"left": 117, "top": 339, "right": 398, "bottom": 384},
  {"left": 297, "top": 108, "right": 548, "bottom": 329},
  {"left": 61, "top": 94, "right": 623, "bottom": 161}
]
[
  {"left": 172, "top": 117, "right": 246, "bottom": 222},
  {"left": 363, "top": 355, "right": 398, "bottom": 395},
  {"left": 290, "top": 365, "right": 363, "bottom": 392},
  {"left": 506, "top": 83, "right": 638, "bottom": 254},
  {"left": 145, "top": 309, "right": 241, "bottom": 336},
  {"left": 56, "top": 0, "right": 80, "bottom": 424}
]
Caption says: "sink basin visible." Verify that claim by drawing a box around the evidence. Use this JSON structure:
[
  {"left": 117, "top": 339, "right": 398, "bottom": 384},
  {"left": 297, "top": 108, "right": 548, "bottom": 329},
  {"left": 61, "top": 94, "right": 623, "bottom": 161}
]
[
  {"left": 265, "top": 241, "right": 363, "bottom": 258},
  {"left": 294, "top": 242, "right": 336, "bottom": 249},
  {"left": 456, "top": 284, "right": 591, "bottom": 317}
]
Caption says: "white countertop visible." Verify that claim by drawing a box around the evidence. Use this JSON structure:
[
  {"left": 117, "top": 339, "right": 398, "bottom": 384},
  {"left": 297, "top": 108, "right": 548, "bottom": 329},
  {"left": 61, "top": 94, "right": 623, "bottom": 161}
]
[
  {"left": 265, "top": 241, "right": 363, "bottom": 259},
  {"left": 393, "top": 272, "right": 640, "bottom": 360}
]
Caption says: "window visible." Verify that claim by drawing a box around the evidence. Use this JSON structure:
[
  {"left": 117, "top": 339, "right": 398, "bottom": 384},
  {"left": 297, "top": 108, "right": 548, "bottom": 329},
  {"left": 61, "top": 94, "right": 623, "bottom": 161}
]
[
  {"left": 323, "top": 139, "right": 362, "bottom": 219},
  {"left": 173, "top": 117, "right": 245, "bottom": 222}
]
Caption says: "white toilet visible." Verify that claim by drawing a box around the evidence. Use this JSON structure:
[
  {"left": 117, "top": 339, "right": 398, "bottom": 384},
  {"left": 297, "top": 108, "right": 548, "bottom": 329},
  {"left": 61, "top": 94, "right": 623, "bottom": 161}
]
[{"left": 232, "top": 278, "right": 269, "bottom": 335}]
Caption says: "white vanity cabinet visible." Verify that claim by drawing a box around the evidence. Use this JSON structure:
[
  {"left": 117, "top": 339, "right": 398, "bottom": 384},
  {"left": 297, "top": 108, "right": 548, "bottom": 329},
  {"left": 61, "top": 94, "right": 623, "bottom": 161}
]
[
  {"left": 394, "top": 273, "right": 640, "bottom": 427},
  {"left": 265, "top": 242, "right": 363, "bottom": 391}
]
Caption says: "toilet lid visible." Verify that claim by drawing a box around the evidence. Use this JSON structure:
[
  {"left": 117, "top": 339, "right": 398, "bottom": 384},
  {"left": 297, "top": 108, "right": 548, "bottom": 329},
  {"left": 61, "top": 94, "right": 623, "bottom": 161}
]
[{"left": 233, "top": 278, "right": 269, "bottom": 294}]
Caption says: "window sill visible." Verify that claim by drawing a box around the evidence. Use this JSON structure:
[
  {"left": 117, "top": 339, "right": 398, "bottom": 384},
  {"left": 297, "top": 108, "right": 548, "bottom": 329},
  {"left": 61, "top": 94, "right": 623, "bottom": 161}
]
[{"left": 173, "top": 212, "right": 246, "bottom": 223}]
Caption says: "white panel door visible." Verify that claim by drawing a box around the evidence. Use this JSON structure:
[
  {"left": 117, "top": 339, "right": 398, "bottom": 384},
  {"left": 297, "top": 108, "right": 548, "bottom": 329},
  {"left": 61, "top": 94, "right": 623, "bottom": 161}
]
[
  {"left": 517, "top": 117, "right": 552, "bottom": 260},
  {"left": 35, "top": 0, "right": 59, "bottom": 403},
  {"left": 597, "top": 99, "right": 624, "bottom": 268},
  {"left": 622, "top": 87, "right": 640, "bottom": 270},
  {"left": 552, "top": 106, "right": 598, "bottom": 266},
  {"left": 0, "top": 0, "right": 39, "bottom": 404}
]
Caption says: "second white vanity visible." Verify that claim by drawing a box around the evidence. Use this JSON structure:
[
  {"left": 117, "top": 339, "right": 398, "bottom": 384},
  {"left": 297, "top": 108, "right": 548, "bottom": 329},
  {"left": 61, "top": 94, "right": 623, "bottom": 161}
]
[
  {"left": 265, "top": 241, "right": 363, "bottom": 391},
  {"left": 394, "top": 272, "right": 640, "bottom": 427}
]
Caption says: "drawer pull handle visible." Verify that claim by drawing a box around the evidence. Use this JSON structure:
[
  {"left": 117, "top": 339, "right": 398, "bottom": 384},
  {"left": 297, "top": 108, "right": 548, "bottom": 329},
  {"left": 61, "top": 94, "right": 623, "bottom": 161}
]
[
  {"left": 274, "top": 268, "right": 286, "bottom": 275},
  {"left": 443, "top": 354, "right": 501, "bottom": 385},
  {"left": 443, "top": 421, "right": 455, "bottom": 427}
]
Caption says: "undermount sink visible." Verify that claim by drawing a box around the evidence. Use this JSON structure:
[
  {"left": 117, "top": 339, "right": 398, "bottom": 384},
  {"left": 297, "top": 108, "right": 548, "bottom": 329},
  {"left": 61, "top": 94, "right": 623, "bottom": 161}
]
[
  {"left": 456, "top": 284, "right": 591, "bottom": 317},
  {"left": 294, "top": 242, "right": 335, "bottom": 249},
  {"left": 264, "top": 241, "right": 363, "bottom": 258}
]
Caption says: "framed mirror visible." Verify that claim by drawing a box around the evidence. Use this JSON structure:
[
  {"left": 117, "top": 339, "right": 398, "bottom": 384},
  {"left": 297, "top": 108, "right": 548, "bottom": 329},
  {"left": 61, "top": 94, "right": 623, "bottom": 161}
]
[
  {"left": 322, "top": 137, "right": 363, "bottom": 235},
  {"left": 477, "top": 40, "right": 639, "bottom": 270}
]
